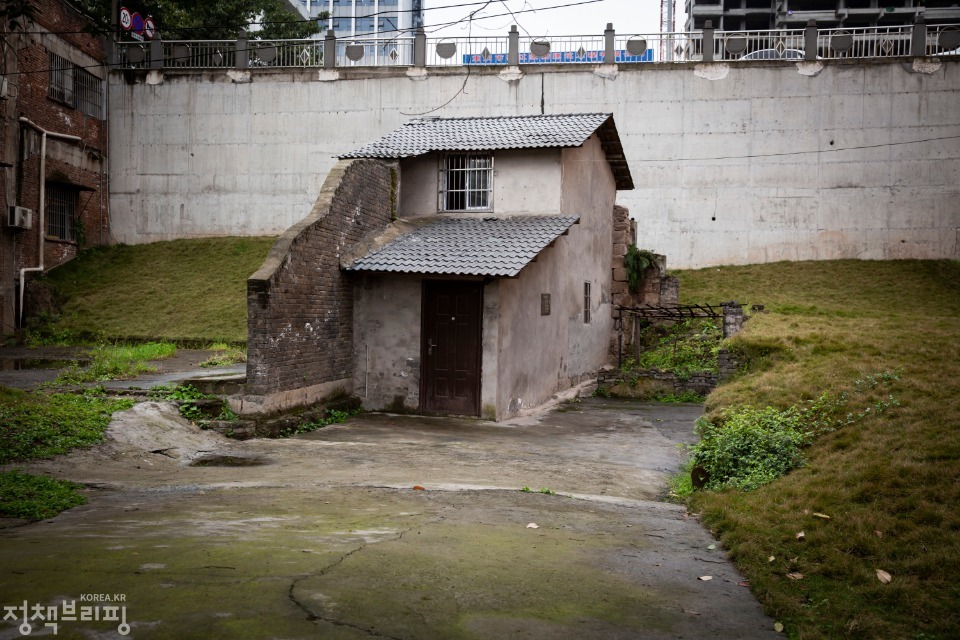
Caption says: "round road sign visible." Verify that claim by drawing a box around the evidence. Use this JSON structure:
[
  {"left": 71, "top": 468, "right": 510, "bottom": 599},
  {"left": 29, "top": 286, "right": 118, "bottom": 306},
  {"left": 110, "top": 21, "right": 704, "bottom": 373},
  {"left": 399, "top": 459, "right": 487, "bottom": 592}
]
[
  {"left": 131, "top": 12, "right": 144, "bottom": 34},
  {"left": 119, "top": 7, "right": 132, "bottom": 30},
  {"left": 144, "top": 17, "right": 156, "bottom": 40}
]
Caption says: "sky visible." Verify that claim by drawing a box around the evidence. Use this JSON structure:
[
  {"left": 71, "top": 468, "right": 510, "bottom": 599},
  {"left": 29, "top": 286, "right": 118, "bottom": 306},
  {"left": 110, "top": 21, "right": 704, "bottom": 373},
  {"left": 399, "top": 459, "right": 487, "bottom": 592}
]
[{"left": 422, "top": 0, "right": 685, "bottom": 39}]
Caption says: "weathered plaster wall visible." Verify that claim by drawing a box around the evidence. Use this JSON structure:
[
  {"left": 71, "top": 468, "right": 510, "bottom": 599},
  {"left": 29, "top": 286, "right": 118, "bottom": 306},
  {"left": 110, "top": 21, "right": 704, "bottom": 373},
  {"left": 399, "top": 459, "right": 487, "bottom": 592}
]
[
  {"left": 108, "top": 60, "right": 960, "bottom": 268},
  {"left": 351, "top": 273, "right": 422, "bottom": 411},
  {"left": 398, "top": 148, "right": 563, "bottom": 219},
  {"left": 244, "top": 158, "right": 394, "bottom": 415},
  {"left": 493, "top": 135, "right": 617, "bottom": 418}
]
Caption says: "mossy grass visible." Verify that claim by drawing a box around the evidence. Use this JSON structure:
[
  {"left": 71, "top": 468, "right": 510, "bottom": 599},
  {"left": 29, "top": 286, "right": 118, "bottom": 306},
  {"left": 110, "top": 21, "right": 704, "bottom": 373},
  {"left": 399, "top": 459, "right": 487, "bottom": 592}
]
[
  {"left": 675, "top": 259, "right": 960, "bottom": 639},
  {"left": 0, "top": 386, "right": 134, "bottom": 465},
  {"left": 32, "top": 237, "right": 275, "bottom": 344},
  {"left": 0, "top": 470, "right": 86, "bottom": 520},
  {"left": 53, "top": 341, "right": 177, "bottom": 385}
]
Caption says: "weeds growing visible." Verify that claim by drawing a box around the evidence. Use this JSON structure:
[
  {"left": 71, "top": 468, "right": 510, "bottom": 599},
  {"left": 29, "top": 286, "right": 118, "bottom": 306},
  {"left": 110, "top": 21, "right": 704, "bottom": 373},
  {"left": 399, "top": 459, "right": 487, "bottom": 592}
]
[
  {"left": 277, "top": 409, "right": 359, "bottom": 437},
  {"left": 199, "top": 343, "right": 247, "bottom": 368},
  {"left": 0, "top": 470, "right": 86, "bottom": 520},
  {"left": 0, "top": 386, "right": 134, "bottom": 464},
  {"left": 149, "top": 384, "right": 231, "bottom": 424},
  {"left": 53, "top": 342, "right": 176, "bottom": 385}
]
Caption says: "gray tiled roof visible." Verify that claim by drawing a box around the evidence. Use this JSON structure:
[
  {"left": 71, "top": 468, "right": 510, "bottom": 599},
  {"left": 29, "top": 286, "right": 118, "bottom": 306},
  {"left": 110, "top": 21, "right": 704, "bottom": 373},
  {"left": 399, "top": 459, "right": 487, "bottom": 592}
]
[
  {"left": 340, "top": 113, "right": 611, "bottom": 158},
  {"left": 344, "top": 215, "right": 579, "bottom": 277},
  {"left": 339, "top": 113, "right": 633, "bottom": 190}
]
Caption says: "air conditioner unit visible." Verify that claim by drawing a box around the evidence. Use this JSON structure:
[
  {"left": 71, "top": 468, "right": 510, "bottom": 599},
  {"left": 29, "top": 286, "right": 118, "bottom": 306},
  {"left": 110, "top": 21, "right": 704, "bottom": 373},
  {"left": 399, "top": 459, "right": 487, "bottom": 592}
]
[{"left": 7, "top": 206, "right": 32, "bottom": 230}]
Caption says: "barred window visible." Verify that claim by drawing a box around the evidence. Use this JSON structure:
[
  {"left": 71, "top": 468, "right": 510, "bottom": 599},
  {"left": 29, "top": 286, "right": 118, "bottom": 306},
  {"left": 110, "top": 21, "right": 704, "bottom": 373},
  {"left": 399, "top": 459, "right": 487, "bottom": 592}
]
[
  {"left": 440, "top": 153, "right": 492, "bottom": 211},
  {"left": 46, "top": 183, "right": 78, "bottom": 241},
  {"left": 48, "top": 52, "right": 103, "bottom": 119}
]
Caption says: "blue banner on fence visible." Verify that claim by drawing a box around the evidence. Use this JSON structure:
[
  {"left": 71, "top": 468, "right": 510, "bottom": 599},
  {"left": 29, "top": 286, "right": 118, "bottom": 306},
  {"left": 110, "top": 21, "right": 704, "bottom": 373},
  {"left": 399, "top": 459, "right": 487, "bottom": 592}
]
[{"left": 463, "top": 48, "right": 654, "bottom": 65}]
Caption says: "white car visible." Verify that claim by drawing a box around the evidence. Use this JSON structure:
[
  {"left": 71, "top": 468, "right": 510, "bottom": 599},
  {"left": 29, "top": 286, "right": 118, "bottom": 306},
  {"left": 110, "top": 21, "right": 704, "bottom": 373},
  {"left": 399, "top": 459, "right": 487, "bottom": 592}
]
[{"left": 740, "top": 48, "right": 806, "bottom": 60}]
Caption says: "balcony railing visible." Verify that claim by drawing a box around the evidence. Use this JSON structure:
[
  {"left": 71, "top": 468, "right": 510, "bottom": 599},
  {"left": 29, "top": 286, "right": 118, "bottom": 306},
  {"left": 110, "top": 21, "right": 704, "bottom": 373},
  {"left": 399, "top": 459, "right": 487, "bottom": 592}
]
[{"left": 114, "top": 22, "right": 960, "bottom": 71}]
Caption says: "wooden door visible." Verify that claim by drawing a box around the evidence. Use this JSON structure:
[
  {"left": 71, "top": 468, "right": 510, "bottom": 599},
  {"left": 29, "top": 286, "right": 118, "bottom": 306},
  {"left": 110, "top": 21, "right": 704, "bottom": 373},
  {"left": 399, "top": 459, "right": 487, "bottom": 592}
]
[{"left": 420, "top": 281, "right": 483, "bottom": 416}]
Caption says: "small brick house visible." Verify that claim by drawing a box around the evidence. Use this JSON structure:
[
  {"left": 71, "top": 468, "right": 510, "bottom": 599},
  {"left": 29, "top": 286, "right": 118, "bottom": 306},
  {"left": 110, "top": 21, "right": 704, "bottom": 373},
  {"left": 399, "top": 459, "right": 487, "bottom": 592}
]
[
  {"left": 244, "top": 113, "right": 633, "bottom": 420},
  {"left": 0, "top": 0, "right": 110, "bottom": 332}
]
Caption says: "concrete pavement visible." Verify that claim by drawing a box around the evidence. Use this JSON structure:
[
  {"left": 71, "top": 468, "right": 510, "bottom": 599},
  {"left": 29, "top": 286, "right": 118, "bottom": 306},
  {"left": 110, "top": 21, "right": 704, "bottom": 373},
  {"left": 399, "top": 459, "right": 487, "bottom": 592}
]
[{"left": 0, "top": 398, "right": 779, "bottom": 639}]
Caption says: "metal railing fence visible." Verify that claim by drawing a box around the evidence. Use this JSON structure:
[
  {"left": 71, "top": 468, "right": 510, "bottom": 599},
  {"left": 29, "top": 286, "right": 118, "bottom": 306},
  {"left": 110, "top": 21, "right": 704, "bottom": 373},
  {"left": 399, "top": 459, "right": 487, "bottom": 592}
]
[{"left": 114, "top": 22, "right": 960, "bottom": 71}]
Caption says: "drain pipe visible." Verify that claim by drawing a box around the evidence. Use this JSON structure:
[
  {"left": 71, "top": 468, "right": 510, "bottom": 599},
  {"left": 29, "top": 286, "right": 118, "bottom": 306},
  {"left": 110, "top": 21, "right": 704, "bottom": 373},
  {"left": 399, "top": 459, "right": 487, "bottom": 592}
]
[{"left": 17, "top": 117, "right": 81, "bottom": 327}]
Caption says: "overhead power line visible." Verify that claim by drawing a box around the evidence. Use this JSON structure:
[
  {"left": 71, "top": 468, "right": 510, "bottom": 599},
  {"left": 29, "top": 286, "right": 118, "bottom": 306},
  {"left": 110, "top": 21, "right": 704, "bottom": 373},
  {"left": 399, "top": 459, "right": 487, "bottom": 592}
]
[{"left": 5, "top": 0, "right": 607, "bottom": 38}]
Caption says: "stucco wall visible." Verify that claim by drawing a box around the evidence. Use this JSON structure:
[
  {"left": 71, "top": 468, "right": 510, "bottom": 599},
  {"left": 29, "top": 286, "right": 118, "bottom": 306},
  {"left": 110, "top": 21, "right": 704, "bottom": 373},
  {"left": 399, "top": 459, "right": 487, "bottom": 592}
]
[
  {"left": 398, "top": 149, "right": 563, "bottom": 218},
  {"left": 352, "top": 273, "right": 423, "bottom": 411},
  {"left": 492, "top": 135, "right": 616, "bottom": 417},
  {"left": 108, "top": 60, "right": 960, "bottom": 268}
]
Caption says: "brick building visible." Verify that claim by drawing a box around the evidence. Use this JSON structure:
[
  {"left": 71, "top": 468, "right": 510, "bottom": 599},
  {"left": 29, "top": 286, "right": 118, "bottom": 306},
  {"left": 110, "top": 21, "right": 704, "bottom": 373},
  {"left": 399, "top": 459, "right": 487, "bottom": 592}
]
[{"left": 1, "top": 0, "right": 109, "bottom": 332}]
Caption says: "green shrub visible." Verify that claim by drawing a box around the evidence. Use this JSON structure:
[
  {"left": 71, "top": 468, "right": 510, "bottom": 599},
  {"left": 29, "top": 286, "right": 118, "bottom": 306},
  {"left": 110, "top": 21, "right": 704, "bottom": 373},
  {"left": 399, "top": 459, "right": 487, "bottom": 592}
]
[
  {"left": 689, "top": 371, "right": 900, "bottom": 492},
  {"left": 690, "top": 407, "right": 811, "bottom": 492},
  {"left": 623, "top": 245, "right": 657, "bottom": 292}
]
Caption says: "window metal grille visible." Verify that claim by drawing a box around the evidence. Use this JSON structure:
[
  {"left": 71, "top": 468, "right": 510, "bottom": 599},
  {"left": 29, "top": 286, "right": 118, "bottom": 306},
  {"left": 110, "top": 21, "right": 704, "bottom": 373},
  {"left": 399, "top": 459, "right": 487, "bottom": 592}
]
[
  {"left": 48, "top": 52, "right": 103, "bottom": 119},
  {"left": 46, "top": 183, "right": 77, "bottom": 241},
  {"left": 441, "top": 153, "right": 492, "bottom": 211},
  {"left": 74, "top": 66, "right": 103, "bottom": 119},
  {"left": 583, "top": 282, "right": 592, "bottom": 324},
  {"left": 48, "top": 53, "right": 74, "bottom": 105}
]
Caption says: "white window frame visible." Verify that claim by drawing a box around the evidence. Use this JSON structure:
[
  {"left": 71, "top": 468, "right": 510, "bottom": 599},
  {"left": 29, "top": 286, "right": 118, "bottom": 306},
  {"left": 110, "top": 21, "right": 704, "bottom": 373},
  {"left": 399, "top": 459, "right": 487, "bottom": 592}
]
[{"left": 439, "top": 152, "right": 493, "bottom": 212}]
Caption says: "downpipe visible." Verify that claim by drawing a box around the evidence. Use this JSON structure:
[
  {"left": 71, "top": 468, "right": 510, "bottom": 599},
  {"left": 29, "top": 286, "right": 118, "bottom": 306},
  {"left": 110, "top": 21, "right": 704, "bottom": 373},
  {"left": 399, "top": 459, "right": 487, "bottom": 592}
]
[{"left": 17, "top": 117, "right": 81, "bottom": 327}]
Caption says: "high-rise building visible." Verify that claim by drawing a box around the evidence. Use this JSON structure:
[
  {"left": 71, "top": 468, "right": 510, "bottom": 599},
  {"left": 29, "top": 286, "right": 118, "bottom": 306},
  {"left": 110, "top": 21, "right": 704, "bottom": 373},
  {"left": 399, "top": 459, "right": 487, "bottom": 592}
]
[
  {"left": 684, "top": 0, "right": 960, "bottom": 32},
  {"left": 299, "top": 0, "right": 424, "bottom": 39}
]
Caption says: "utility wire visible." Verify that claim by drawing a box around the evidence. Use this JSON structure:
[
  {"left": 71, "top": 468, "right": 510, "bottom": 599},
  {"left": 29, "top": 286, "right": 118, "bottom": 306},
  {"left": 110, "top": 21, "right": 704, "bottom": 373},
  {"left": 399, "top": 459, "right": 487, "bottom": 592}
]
[
  {"left": 3, "top": 0, "right": 607, "bottom": 38},
  {"left": 633, "top": 134, "right": 960, "bottom": 162}
]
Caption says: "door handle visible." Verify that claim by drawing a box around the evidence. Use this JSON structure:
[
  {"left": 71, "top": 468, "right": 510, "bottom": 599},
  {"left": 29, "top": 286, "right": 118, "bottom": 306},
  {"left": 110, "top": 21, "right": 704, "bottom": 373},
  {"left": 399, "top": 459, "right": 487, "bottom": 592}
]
[{"left": 427, "top": 339, "right": 436, "bottom": 356}]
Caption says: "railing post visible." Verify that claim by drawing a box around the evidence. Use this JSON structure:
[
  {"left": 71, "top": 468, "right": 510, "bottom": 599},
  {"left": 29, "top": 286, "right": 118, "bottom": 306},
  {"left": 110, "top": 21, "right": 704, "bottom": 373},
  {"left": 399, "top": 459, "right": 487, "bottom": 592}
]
[
  {"left": 508, "top": 24, "right": 519, "bottom": 65},
  {"left": 236, "top": 28, "right": 248, "bottom": 69},
  {"left": 324, "top": 29, "right": 336, "bottom": 68},
  {"left": 149, "top": 33, "right": 163, "bottom": 69},
  {"left": 414, "top": 25, "right": 426, "bottom": 67},
  {"left": 703, "top": 20, "right": 714, "bottom": 62},
  {"left": 604, "top": 22, "right": 615, "bottom": 64},
  {"left": 804, "top": 19, "right": 818, "bottom": 60},
  {"left": 911, "top": 17, "right": 927, "bottom": 57}
]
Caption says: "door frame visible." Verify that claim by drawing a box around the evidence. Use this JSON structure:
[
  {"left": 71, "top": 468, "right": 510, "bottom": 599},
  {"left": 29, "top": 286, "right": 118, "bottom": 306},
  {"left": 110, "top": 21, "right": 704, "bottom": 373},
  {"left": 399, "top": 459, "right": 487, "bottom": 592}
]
[{"left": 419, "top": 279, "right": 484, "bottom": 416}]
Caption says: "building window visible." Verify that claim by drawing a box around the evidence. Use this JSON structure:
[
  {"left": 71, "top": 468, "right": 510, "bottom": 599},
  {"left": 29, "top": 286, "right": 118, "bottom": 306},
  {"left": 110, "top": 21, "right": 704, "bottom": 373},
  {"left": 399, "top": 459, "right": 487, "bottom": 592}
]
[
  {"left": 48, "top": 52, "right": 103, "bottom": 120},
  {"left": 583, "top": 282, "right": 591, "bottom": 324},
  {"left": 355, "top": 16, "right": 375, "bottom": 32},
  {"left": 46, "top": 183, "right": 78, "bottom": 241},
  {"left": 440, "top": 153, "right": 493, "bottom": 211}
]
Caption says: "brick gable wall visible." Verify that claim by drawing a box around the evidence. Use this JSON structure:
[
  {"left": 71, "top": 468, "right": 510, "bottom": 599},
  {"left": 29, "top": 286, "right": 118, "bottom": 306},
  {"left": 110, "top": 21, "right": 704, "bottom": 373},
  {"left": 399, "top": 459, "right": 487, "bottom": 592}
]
[{"left": 244, "top": 159, "right": 394, "bottom": 412}]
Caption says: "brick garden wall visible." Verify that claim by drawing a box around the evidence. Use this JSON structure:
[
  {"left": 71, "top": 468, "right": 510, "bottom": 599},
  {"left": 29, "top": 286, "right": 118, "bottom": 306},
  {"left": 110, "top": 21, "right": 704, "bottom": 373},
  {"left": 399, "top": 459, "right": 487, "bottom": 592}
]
[{"left": 244, "top": 159, "right": 394, "bottom": 413}]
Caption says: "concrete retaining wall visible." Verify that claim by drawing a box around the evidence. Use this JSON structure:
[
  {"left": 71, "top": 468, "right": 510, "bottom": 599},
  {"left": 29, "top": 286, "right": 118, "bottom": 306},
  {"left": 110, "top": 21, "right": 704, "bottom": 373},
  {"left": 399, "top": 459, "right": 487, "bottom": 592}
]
[{"left": 109, "top": 59, "right": 960, "bottom": 268}]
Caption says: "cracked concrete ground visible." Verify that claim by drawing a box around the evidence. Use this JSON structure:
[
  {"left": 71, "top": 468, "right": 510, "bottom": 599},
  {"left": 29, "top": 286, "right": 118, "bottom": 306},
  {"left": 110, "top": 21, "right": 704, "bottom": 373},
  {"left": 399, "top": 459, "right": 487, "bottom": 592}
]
[{"left": 0, "top": 398, "right": 778, "bottom": 639}]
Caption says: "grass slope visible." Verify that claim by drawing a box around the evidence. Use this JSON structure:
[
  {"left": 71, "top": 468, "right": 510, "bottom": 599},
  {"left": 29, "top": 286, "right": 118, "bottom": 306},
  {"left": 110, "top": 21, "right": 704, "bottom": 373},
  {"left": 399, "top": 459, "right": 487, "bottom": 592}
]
[
  {"left": 40, "top": 237, "right": 275, "bottom": 343},
  {"left": 676, "top": 260, "right": 960, "bottom": 639}
]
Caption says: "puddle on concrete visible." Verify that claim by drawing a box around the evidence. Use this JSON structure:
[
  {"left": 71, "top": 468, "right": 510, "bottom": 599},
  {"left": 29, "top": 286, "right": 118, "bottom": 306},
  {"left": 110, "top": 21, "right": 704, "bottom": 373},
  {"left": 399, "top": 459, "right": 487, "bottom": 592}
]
[
  {"left": 0, "top": 358, "right": 86, "bottom": 371},
  {"left": 189, "top": 455, "right": 270, "bottom": 467}
]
